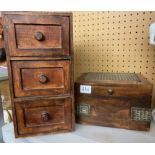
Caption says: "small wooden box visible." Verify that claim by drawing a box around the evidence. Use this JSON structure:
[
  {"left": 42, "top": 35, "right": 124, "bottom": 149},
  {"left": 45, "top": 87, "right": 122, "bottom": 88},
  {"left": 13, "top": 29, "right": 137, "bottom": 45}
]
[{"left": 75, "top": 72, "right": 153, "bottom": 131}]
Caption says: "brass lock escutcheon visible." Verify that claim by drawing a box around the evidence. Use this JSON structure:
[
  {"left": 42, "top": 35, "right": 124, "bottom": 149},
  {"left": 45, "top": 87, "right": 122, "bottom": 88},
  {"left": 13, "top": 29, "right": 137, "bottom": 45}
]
[
  {"left": 77, "top": 104, "right": 91, "bottom": 116},
  {"left": 131, "top": 107, "right": 152, "bottom": 122}
]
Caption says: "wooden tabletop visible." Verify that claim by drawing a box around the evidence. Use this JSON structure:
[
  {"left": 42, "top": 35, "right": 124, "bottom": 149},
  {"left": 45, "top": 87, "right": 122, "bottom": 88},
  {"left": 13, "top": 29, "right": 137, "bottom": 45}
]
[{"left": 2, "top": 122, "right": 155, "bottom": 142}]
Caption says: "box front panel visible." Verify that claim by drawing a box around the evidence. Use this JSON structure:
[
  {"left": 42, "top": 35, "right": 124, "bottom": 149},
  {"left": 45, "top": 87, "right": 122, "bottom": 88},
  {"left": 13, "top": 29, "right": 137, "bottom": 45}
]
[{"left": 75, "top": 88, "right": 151, "bottom": 131}]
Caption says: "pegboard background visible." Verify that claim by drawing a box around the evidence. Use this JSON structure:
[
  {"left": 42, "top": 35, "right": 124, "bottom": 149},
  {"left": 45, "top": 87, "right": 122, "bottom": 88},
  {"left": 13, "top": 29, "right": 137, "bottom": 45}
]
[{"left": 73, "top": 11, "right": 155, "bottom": 106}]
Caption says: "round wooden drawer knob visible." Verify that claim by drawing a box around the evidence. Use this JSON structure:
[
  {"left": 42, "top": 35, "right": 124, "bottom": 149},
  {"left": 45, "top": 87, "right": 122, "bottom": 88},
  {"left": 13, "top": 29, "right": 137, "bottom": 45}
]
[
  {"left": 34, "top": 32, "right": 44, "bottom": 41},
  {"left": 41, "top": 112, "right": 50, "bottom": 121},
  {"left": 39, "top": 74, "right": 48, "bottom": 84},
  {"left": 108, "top": 88, "right": 114, "bottom": 95}
]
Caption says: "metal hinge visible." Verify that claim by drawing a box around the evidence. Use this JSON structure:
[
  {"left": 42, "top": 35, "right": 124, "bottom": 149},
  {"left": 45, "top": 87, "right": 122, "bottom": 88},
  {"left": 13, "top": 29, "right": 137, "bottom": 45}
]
[
  {"left": 131, "top": 107, "right": 152, "bottom": 122},
  {"left": 77, "top": 104, "right": 91, "bottom": 116}
]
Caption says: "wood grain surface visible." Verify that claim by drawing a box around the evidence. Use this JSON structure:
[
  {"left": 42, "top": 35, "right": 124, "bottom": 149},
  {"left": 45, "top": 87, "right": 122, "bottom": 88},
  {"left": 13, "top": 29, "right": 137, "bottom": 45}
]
[
  {"left": 2, "top": 12, "right": 74, "bottom": 137},
  {"left": 75, "top": 72, "right": 152, "bottom": 131},
  {"left": 12, "top": 60, "right": 71, "bottom": 97}
]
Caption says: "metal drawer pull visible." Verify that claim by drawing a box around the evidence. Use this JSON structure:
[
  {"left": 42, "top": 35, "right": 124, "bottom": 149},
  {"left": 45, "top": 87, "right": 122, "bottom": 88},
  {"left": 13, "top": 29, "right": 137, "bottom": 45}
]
[
  {"left": 41, "top": 112, "right": 50, "bottom": 121},
  {"left": 107, "top": 88, "right": 114, "bottom": 95},
  {"left": 39, "top": 74, "right": 48, "bottom": 84},
  {"left": 34, "top": 32, "right": 44, "bottom": 41}
]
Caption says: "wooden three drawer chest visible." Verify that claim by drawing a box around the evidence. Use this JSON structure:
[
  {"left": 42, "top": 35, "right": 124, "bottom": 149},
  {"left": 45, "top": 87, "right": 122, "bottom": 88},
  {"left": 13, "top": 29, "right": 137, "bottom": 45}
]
[
  {"left": 2, "top": 12, "right": 74, "bottom": 137},
  {"left": 75, "top": 72, "right": 153, "bottom": 131}
]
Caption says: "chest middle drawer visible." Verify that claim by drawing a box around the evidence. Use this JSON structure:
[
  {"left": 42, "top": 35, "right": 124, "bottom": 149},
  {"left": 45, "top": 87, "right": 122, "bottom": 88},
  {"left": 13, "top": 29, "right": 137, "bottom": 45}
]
[{"left": 11, "top": 60, "right": 71, "bottom": 97}]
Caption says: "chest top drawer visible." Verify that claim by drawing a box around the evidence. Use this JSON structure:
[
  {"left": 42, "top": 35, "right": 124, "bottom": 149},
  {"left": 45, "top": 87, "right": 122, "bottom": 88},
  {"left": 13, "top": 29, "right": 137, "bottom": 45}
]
[
  {"left": 16, "top": 24, "right": 62, "bottom": 49},
  {"left": 3, "top": 13, "right": 71, "bottom": 57},
  {"left": 12, "top": 60, "right": 71, "bottom": 97}
]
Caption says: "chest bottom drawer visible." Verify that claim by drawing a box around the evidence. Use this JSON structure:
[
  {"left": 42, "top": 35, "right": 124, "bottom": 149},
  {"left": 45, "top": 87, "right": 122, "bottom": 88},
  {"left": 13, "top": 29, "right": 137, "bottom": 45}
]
[{"left": 14, "top": 97, "right": 73, "bottom": 137}]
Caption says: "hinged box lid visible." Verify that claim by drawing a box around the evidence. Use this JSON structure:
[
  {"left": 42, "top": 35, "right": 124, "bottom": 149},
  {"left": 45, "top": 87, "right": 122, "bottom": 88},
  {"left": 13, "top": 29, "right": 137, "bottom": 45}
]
[
  {"left": 75, "top": 72, "right": 153, "bottom": 98},
  {"left": 76, "top": 72, "right": 152, "bottom": 85}
]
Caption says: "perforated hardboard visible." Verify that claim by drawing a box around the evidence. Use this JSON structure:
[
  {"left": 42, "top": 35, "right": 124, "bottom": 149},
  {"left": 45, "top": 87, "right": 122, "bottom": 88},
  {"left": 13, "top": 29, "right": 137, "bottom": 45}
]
[{"left": 73, "top": 11, "right": 155, "bottom": 106}]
